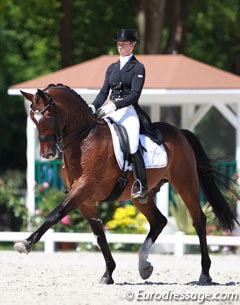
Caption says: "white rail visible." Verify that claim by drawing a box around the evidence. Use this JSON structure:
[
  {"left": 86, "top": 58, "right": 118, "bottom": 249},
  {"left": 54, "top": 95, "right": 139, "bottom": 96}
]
[{"left": 0, "top": 230, "right": 239, "bottom": 256}]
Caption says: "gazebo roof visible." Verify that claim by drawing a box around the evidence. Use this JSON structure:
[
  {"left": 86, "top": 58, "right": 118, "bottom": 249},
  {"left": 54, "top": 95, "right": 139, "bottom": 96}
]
[{"left": 9, "top": 54, "right": 240, "bottom": 91}]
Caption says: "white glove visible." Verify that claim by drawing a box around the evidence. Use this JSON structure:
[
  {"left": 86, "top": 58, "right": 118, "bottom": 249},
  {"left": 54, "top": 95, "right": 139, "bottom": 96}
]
[
  {"left": 89, "top": 104, "right": 96, "bottom": 114},
  {"left": 97, "top": 103, "right": 116, "bottom": 118}
]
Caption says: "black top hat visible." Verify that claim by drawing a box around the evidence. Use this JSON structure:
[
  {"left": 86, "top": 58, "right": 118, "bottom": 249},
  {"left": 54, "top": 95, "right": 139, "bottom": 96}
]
[{"left": 113, "top": 29, "right": 138, "bottom": 41}]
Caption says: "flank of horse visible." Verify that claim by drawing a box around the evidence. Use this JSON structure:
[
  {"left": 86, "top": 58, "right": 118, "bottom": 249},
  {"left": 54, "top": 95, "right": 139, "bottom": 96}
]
[{"left": 15, "top": 84, "right": 239, "bottom": 285}]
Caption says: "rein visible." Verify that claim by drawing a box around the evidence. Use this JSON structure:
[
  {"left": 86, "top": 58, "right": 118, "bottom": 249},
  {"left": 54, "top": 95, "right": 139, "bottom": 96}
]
[
  {"left": 38, "top": 121, "right": 97, "bottom": 152},
  {"left": 56, "top": 121, "right": 97, "bottom": 152},
  {"left": 32, "top": 93, "right": 97, "bottom": 152}
]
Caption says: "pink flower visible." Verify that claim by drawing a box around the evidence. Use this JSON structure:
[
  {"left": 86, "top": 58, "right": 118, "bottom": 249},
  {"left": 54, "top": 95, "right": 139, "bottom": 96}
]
[
  {"left": 42, "top": 182, "right": 49, "bottom": 188},
  {"left": 207, "top": 225, "right": 218, "bottom": 234},
  {"left": 61, "top": 215, "right": 71, "bottom": 225},
  {"left": 35, "top": 209, "right": 41, "bottom": 215}
]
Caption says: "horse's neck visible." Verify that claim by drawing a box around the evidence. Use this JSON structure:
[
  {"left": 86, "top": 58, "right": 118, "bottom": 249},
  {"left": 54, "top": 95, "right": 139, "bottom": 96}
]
[
  {"left": 61, "top": 121, "right": 112, "bottom": 188},
  {"left": 61, "top": 147, "right": 82, "bottom": 187},
  {"left": 50, "top": 88, "right": 92, "bottom": 128},
  {"left": 60, "top": 97, "right": 94, "bottom": 130}
]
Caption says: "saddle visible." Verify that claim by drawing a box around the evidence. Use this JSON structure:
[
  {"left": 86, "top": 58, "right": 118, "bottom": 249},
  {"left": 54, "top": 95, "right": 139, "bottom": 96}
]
[
  {"left": 108, "top": 118, "right": 131, "bottom": 166},
  {"left": 102, "top": 117, "right": 162, "bottom": 202},
  {"left": 101, "top": 118, "right": 130, "bottom": 202}
]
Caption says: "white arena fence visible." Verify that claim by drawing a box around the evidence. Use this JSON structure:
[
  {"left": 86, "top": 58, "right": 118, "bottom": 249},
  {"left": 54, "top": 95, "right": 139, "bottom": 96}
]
[{"left": 0, "top": 230, "right": 239, "bottom": 256}]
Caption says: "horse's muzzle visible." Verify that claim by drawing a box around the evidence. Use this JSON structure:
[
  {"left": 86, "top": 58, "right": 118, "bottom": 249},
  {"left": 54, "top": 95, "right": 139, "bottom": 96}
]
[{"left": 41, "top": 147, "right": 58, "bottom": 160}]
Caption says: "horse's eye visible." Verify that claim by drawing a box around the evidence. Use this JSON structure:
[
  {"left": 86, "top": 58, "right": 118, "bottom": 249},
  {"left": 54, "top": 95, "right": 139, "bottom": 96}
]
[{"left": 45, "top": 114, "right": 52, "bottom": 119}]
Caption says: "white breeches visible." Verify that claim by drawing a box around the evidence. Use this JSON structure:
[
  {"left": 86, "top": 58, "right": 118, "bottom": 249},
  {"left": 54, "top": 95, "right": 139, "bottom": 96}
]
[{"left": 108, "top": 105, "right": 139, "bottom": 154}]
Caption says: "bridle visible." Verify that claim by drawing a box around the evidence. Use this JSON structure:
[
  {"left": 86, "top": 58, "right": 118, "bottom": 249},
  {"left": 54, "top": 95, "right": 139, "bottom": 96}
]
[{"left": 31, "top": 92, "right": 97, "bottom": 152}]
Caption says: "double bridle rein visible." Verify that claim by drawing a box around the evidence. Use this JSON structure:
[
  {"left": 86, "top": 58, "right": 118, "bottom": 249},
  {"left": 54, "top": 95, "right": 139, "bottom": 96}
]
[{"left": 31, "top": 92, "right": 97, "bottom": 152}]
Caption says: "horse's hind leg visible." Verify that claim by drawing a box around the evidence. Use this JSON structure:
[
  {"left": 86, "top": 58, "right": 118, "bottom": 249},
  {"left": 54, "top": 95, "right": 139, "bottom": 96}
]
[
  {"left": 174, "top": 185, "right": 212, "bottom": 284},
  {"left": 193, "top": 210, "right": 212, "bottom": 284},
  {"left": 132, "top": 191, "right": 167, "bottom": 280}
]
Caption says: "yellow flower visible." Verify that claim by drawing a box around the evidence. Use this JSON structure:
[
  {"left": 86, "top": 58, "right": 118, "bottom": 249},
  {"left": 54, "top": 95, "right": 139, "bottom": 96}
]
[{"left": 106, "top": 204, "right": 147, "bottom": 234}]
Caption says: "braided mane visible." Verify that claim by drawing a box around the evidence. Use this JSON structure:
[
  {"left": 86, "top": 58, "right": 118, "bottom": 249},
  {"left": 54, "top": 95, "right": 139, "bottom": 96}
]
[{"left": 43, "top": 83, "right": 89, "bottom": 107}]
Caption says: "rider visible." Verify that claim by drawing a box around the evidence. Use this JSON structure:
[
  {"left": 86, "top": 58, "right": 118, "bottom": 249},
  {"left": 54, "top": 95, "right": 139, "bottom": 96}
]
[{"left": 89, "top": 29, "right": 149, "bottom": 201}]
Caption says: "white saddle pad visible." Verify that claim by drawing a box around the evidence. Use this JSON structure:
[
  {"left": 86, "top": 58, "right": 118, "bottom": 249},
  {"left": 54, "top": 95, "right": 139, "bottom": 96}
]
[{"left": 106, "top": 120, "right": 168, "bottom": 171}]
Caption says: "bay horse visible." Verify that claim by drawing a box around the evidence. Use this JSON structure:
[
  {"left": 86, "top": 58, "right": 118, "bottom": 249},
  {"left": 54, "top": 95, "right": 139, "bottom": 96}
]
[{"left": 15, "top": 84, "right": 239, "bottom": 285}]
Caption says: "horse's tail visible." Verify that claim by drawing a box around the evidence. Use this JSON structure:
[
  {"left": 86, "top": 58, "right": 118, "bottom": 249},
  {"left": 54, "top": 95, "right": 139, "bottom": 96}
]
[{"left": 181, "top": 129, "right": 239, "bottom": 232}]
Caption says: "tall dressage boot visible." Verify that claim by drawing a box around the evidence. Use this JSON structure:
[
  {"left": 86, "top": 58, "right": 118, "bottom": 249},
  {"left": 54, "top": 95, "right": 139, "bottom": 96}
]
[{"left": 131, "top": 148, "right": 148, "bottom": 204}]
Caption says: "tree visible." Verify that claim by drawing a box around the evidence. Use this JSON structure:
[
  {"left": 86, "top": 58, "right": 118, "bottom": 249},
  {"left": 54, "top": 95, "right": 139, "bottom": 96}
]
[
  {"left": 164, "top": 0, "right": 192, "bottom": 54},
  {"left": 71, "top": 0, "right": 138, "bottom": 63},
  {"left": 137, "top": 0, "right": 193, "bottom": 54},
  {"left": 186, "top": 0, "right": 240, "bottom": 74},
  {"left": 60, "top": 0, "right": 72, "bottom": 68},
  {"left": 0, "top": 0, "right": 61, "bottom": 171},
  {"left": 137, "top": 0, "right": 166, "bottom": 53}
]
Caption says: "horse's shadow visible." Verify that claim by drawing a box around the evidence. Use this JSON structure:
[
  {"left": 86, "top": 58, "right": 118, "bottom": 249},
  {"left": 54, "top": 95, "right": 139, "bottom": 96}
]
[
  {"left": 116, "top": 281, "right": 240, "bottom": 286},
  {"left": 116, "top": 281, "right": 177, "bottom": 286},
  {"left": 186, "top": 281, "right": 240, "bottom": 286}
]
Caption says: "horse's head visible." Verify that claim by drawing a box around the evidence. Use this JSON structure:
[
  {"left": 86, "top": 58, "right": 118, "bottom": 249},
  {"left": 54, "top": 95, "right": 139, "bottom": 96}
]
[
  {"left": 21, "top": 85, "right": 96, "bottom": 160},
  {"left": 21, "top": 88, "right": 66, "bottom": 159}
]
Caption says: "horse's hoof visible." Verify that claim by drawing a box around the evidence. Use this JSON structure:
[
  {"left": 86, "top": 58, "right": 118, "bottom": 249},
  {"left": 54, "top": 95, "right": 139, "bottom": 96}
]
[
  {"left": 14, "top": 240, "right": 32, "bottom": 255},
  {"left": 199, "top": 271, "right": 212, "bottom": 284},
  {"left": 139, "top": 261, "right": 153, "bottom": 280},
  {"left": 99, "top": 276, "right": 114, "bottom": 285}
]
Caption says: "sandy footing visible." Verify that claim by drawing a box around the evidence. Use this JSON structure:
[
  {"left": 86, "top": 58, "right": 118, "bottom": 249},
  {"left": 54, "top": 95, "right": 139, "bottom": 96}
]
[{"left": 0, "top": 251, "right": 239, "bottom": 305}]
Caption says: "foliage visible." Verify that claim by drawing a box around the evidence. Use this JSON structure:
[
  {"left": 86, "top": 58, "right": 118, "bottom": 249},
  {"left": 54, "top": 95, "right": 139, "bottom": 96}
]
[
  {"left": 0, "top": 0, "right": 61, "bottom": 171},
  {"left": 31, "top": 187, "right": 148, "bottom": 251},
  {"left": 169, "top": 193, "right": 195, "bottom": 235},
  {"left": 104, "top": 203, "right": 148, "bottom": 252},
  {"left": 71, "top": 0, "right": 138, "bottom": 63},
  {"left": 170, "top": 184, "right": 238, "bottom": 237},
  {"left": 186, "top": 0, "right": 240, "bottom": 74},
  {"left": 97, "top": 200, "right": 121, "bottom": 226},
  {"left": 32, "top": 184, "right": 126, "bottom": 233},
  {"left": 106, "top": 204, "right": 147, "bottom": 234},
  {"left": 0, "top": 0, "right": 61, "bottom": 81},
  {"left": 32, "top": 184, "right": 91, "bottom": 233},
  {"left": 195, "top": 107, "right": 236, "bottom": 160},
  {"left": 0, "top": 170, "right": 27, "bottom": 231}
]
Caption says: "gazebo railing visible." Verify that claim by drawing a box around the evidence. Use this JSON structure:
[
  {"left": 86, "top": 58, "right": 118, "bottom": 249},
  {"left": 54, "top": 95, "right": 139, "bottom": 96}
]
[
  {"left": 35, "top": 159, "right": 237, "bottom": 202},
  {"left": 35, "top": 159, "right": 64, "bottom": 190}
]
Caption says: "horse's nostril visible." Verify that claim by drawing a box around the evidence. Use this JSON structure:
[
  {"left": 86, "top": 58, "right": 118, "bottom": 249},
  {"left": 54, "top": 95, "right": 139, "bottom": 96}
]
[{"left": 40, "top": 146, "right": 58, "bottom": 160}]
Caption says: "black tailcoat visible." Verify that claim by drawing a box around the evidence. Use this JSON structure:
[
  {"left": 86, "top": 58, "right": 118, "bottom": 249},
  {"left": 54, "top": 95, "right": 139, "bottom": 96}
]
[
  {"left": 92, "top": 55, "right": 145, "bottom": 110},
  {"left": 93, "top": 55, "right": 162, "bottom": 145}
]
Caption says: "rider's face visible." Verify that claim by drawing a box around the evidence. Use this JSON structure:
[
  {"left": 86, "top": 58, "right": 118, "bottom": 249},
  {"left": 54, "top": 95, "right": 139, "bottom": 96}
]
[{"left": 117, "top": 41, "right": 136, "bottom": 56}]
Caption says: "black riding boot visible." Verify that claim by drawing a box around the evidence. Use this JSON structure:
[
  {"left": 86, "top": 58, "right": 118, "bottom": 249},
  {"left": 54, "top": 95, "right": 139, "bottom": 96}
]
[{"left": 131, "top": 148, "right": 148, "bottom": 203}]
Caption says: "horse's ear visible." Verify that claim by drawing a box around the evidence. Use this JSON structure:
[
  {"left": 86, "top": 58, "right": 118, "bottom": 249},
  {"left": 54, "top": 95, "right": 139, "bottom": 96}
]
[
  {"left": 20, "top": 90, "right": 34, "bottom": 102},
  {"left": 37, "top": 89, "right": 48, "bottom": 103}
]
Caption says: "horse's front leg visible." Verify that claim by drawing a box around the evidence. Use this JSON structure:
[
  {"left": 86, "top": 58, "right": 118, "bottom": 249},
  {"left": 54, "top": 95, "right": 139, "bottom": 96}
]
[
  {"left": 83, "top": 205, "right": 116, "bottom": 285},
  {"left": 14, "top": 195, "right": 77, "bottom": 254}
]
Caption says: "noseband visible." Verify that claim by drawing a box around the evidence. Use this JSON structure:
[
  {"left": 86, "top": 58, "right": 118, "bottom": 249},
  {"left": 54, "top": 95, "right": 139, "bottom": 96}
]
[{"left": 31, "top": 93, "right": 97, "bottom": 152}]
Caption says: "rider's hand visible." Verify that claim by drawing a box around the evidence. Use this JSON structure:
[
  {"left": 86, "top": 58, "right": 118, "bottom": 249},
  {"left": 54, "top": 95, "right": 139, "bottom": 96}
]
[
  {"left": 96, "top": 103, "right": 116, "bottom": 118},
  {"left": 89, "top": 104, "right": 96, "bottom": 114}
]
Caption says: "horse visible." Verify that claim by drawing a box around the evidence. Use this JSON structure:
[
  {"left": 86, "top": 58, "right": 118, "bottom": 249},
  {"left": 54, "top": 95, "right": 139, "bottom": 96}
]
[{"left": 15, "top": 83, "right": 239, "bottom": 285}]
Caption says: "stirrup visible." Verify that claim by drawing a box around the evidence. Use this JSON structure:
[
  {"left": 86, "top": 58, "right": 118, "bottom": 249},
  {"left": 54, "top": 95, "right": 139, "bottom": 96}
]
[{"left": 131, "top": 179, "right": 147, "bottom": 200}]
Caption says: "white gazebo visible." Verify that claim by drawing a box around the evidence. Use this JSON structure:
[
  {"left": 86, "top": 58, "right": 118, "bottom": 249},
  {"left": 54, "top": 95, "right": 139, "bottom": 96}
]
[{"left": 8, "top": 54, "right": 240, "bottom": 217}]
